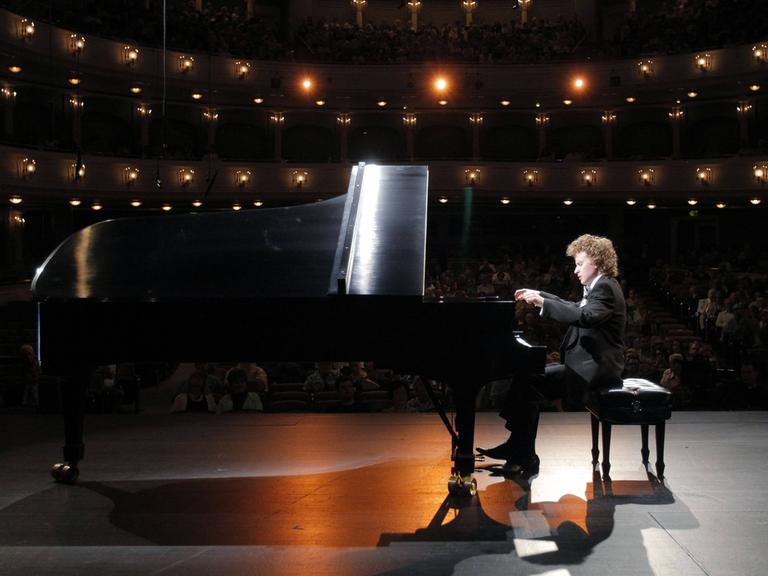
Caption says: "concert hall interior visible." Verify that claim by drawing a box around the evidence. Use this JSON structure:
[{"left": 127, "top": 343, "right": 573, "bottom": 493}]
[{"left": 0, "top": 1, "right": 767, "bottom": 575}]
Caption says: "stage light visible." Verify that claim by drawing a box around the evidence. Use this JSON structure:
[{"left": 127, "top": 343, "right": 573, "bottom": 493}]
[
  {"left": 377, "top": 100, "right": 387, "bottom": 107},
  {"left": 687, "top": 91, "right": 698, "bottom": 98},
  {"left": 563, "top": 99, "right": 573, "bottom": 106},
  {"left": 500, "top": 100, "right": 511, "bottom": 106},
  {"left": 130, "top": 86, "right": 142, "bottom": 94},
  {"left": 749, "top": 84, "right": 761, "bottom": 92},
  {"left": 67, "top": 75, "right": 81, "bottom": 86},
  {"left": 315, "top": 100, "right": 325, "bottom": 106},
  {"left": 647, "top": 202, "right": 657, "bottom": 209},
  {"left": 191, "top": 92, "right": 203, "bottom": 100}
]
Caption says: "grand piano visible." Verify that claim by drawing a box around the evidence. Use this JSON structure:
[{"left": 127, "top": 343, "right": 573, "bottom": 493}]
[{"left": 32, "top": 163, "right": 545, "bottom": 495}]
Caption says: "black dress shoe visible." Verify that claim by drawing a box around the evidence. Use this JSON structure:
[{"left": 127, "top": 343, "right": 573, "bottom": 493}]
[
  {"left": 502, "top": 454, "right": 540, "bottom": 475},
  {"left": 476, "top": 442, "right": 513, "bottom": 460}
]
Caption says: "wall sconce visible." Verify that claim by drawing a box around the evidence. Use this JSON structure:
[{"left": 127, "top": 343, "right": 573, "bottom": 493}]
[
  {"left": 292, "top": 170, "right": 308, "bottom": 188},
  {"left": 253, "top": 200, "right": 264, "bottom": 207},
  {"left": 136, "top": 104, "right": 152, "bottom": 116},
  {"left": 626, "top": 199, "right": 637, "bottom": 206},
  {"left": 232, "top": 202, "right": 242, "bottom": 211},
  {"left": 465, "top": 169, "right": 480, "bottom": 184},
  {"left": 601, "top": 111, "right": 616, "bottom": 124},
  {"left": 351, "top": 0, "right": 367, "bottom": 9},
  {"left": 235, "top": 61, "right": 250, "bottom": 80},
  {"left": 130, "top": 200, "right": 142, "bottom": 207},
  {"left": 177, "top": 55, "right": 194, "bottom": 73},
  {"left": 403, "top": 113, "right": 417, "bottom": 127},
  {"left": 737, "top": 101, "right": 753, "bottom": 114},
  {"left": 563, "top": 199, "right": 574, "bottom": 206},
  {"left": 696, "top": 167, "right": 712, "bottom": 185},
  {"left": 750, "top": 197, "right": 762, "bottom": 205},
  {"left": 1, "top": 88, "right": 17, "bottom": 100},
  {"left": 18, "top": 18, "right": 35, "bottom": 41},
  {"left": 161, "top": 204, "right": 173, "bottom": 212},
  {"left": 715, "top": 201, "right": 726, "bottom": 209},
  {"left": 694, "top": 53, "right": 712, "bottom": 72},
  {"left": 407, "top": 1, "right": 421, "bottom": 12},
  {"left": 123, "top": 167, "right": 139, "bottom": 186},
  {"left": 235, "top": 170, "right": 251, "bottom": 187},
  {"left": 668, "top": 106, "right": 684, "bottom": 120},
  {"left": 70, "top": 162, "right": 86, "bottom": 182},
  {"left": 500, "top": 197, "right": 511, "bottom": 205},
  {"left": 337, "top": 113, "right": 351, "bottom": 126},
  {"left": 270, "top": 112, "right": 284, "bottom": 124},
  {"left": 753, "top": 44, "right": 767, "bottom": 64},
  {"left": 19, "top": 157, "right": 36, "bottom": 179},
  {"left": 69, "top": 198, "right": 81, "bottom": 206},
  {"left": 647, "top": 202, "right": 657, "bottom": 209},
  {"left": 535, "top": 113, "right": 549, "bottom": 125},
  {"left": 69, "top": 95, "right": 84, "bottom": 109},
  {"left": 203, "top": 108, "right": 218, "bottom": 121},
  {"left": 123, "top": 45, "right": 139, "bottom": 67},
  {"left": 67, "top": 74, "right": 81, "bottom": 86},
  {"left": 638, "top": 59, "right": 653, "bottom": 78},
  {"left": 469, "top": 113, "right": 483, "bottom": 125},
  {"left": 462, "top": 1, "right": 477, "bottom": 12},
  {"left": 638, "top": 168, "right": 655, "bottom": 186},
  {"left": 580, "top": 169, "right": 597, "bottom": 186},
  {"left": 178, "top": 169, "right": 194, "bottom": 186},
  {"left": 687, "top": 198, "right": 698, "bottom": 206},
  {"left": 90, "top": 201, "right": 103, "bottom": 211},
  {"left": 438, "top": 196, "right": 449, "bottom": 204},
  {"left": 523, "top": 169, "right": 539, "bottom": 186},
  {"left": 9, "top": 195, "right": 23, "bottom": 205},
  {"left": 754, "top": 164, "right": 767, "bottom": 184},
  {"left": 69, "top": 34, "right": 85, "bottom": 55}
]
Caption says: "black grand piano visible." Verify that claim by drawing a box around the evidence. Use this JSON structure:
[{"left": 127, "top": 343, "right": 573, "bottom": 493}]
[{"left": 32, "top": 163, "right": 545, "bottom": 495}]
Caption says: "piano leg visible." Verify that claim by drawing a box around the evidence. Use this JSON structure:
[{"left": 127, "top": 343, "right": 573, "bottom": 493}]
[
  {"left": 448, "top": 384, "right": 477, "bottom": 497},
  {"left": 51, "top": 364, "right": 90, "bottom": 484}
]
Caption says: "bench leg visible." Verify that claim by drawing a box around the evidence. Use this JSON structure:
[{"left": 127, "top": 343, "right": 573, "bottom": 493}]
[
  {"left": 601, "top": 420, "right": 612, "bottom": 479},
  {"left": 641, "top": 424, "right": 650, "bottom": 467},
  {"left": 655, "top": 422, "right": 666, "bottom": 479},
  {"left": 591, "top": 414, "right": 600, "bottom": 469}
]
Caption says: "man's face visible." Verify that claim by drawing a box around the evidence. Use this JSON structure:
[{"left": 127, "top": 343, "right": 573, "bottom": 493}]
[{"left": 573, "top": 251, "right": 600, "bottom": 286}]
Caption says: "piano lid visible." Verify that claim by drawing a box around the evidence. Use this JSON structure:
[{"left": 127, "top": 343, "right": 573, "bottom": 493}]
[{"left": 31, "top": 164, "right": 428, "bottom": 301}]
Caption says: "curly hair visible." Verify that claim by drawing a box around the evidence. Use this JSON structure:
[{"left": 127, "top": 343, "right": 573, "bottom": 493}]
[{"left": 565, "top": 234, "right": 619, "bottom": 277}]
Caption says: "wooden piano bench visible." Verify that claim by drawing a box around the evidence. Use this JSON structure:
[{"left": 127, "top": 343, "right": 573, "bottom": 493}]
[{"left": 585, "top": 378, "right": 672, "bottom": 480}]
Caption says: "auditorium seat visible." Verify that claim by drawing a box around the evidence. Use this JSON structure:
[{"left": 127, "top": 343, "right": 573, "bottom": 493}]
[
  {"left": 586, "top": 378, "right": 672, "bottom": 480},
  {"left": 268, "top": 390, "right": 310, "bottom": 412}
]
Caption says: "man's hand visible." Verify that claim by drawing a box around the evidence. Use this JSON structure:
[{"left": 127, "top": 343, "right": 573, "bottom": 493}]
[{"left": 515, "top": 288, "right": 544, "bottom": 308}]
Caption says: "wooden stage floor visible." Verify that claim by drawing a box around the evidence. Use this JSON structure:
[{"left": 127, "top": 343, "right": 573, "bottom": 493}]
[{"left": 1, "top": 409, "right": 766, "bottom": 575}]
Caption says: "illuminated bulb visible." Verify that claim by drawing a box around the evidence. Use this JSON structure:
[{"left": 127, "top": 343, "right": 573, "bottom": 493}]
[
  {"left": 626, "top": 96, "right": 636, "bottom": 103},
  {"left": 626, "top": 199, "right": 637, "bottom": 206},
  {"left": 191, "top": 92, "right": 203, "bottom": 100},
  {"left": 573, "top": 77, "right": 585, "bottom": 89},
  {"left": 438, "top": 99, "right": 448, "bottom": 106},
  {"left": 500, "top": 197, "right": 511, "bottom": 205},
  {"left": 9, "top": 195, "right": 22, "bottom": 205},
  {"left": 500, "top": 100, "right": 511, "bottom": 106},
  {"left": 161, "top": 204, "right": 173, "bottom": 211},
  {"left": 377, "top": 100, "right": 387, "bottom": 107},
  {"left": 91, "top": 202, "right": 103, "bottom": 211},
  {"left": 715, "top": 202, "right": 726, "bottom": 209},
  {"left": 755, "top": 167, "right": 765, "bottom": 179},
  {"left": 688, "top": 198, "right": 698, "bottom": 206},
  {"left": 130, "top": 86, "right": 142, "bottom": 94},
  {"left": 749, "top": 84, "right": 761, "bottom": 92},
  {"left": 8, "top": 65, "right": 22, "bottom": 73},
  {"left": 69, "top": 198, "right": 81, "bottom": 206},
  {"left": 563, "top": 99, "right": 573, "bottom": 106},
  {"left": 192, "top": 200, "right": 203, "bottom": 207},
  {"left": 647, "top": 202, "right": 657, "bottom": 209},
  {"left": 749, "top": 198, "right": 761, "bottom": 205},
  {"left": 253, "top": 97, "right": 264, "bottom": 104},
  {"left": 253, "top": 201, "right": 264, "bottom": 207},
  {"left": 130, "top": 200, "right": 142, "bottom": 207},
  {"left": 687, "top": 91, "right": 698, "bottom": 98},
  {"left": 434, "top": 78, "right": 448, "bottom": 92},
  {"left": 232, "top": 203, "right": 242, "bottom": 211},
  {"left": 438, "top": 196, "right": 448, "bottom": 204},
  {"left": 315, "top": 100, "right": 325, "bottom": 106},
  {"left": 302, "top": 78, "right": 313, "bottom": 90},
  {"left": 67, "top": 76, "right": 81, "bottom": 86},
  {"left": 563, "top": 199, "right": 574, "bottom": 206}
]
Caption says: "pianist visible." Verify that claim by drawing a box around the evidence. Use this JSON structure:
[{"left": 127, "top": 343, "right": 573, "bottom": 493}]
[{"left": 478, "top": 234, "right": 626, "bottom": 475}]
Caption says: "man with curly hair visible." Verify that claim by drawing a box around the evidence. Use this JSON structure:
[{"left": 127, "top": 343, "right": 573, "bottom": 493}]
[{"left": 478, "top": 234, "right": 626, "bottom": 476}]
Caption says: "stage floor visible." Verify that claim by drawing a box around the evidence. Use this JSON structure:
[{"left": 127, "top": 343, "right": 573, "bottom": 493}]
[{"left": 1, "top": 409, "right": 766, "bottom": 576}]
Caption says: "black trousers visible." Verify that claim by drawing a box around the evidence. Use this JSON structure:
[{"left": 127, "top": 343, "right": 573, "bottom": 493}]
[{"left": 499, "top": 363, "right": 586, "bottom": 460}]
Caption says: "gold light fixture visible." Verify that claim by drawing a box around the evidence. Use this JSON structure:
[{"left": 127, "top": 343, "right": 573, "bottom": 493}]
[
  {"left": 235, "top": 61, "right": 250, "bottom": 80},
  {"left": 178, "top": 169, "right": 194, "bottom": 186},
  {"left": 123, "top": 45, "right": 139, "bottom": 67},
  {"left": 69, "top": 34, "right": 85, "bottom": 55},
  {"left": 626, "top": 199, "right": 637, "bottom": 206},
  {"left": 18, "top": 18, "right": 35, "bottom": 41},
  {"left": 601, "top": 112, "right": 616, "bottom": 124},
  {"left": 69, "top": 198, "right": 81, "bottom": 207},
  {"left": 203, "top": 108, "right": 218, "bottom": 121},
  {"left": 9, "top": 195, "right": 23, "bottom": 205},
  {"left": 91, "top": 201, "right": 103, "bottom": 211},
  {"left": 130, "top": 85, "right": 142, "bottom": 94},
  {"left": 749, "top": 84, "right": 761, "bottom": 92},
  {"left": 638, "top": 59, "right": 653, "bottom": 78},
  {"left": 337, "top": 113, "right": 351, "bottom": 126},
  {"left": 647, "top": 202, "right": 657, "bottom": 209},
  {"left": 438, "top": 99, "right": 448, "bottom": 106},
  {"left": 178, "top": 55, "right": 194, "bottom": 73},
  {"left": 737, "top": 101, "right": 753, "bottom": 114},
  {"left": 192, "top": 200, "right": 203, "bottom": 208},
  {"left": 438, "top": 196, "right": 449, "bottom": 204},
  {"left": 403, "top": 113, "right": 417, "bottom": 127},
  {"left": 161, "top": 204, "right": 173, "bottom": 212},
  {"left": 235, "top": 170, "right": 251, "bottom": 187},
  {"left": 270, "top": 112, "right": 284, "bottom": 124},
  {"left": 292, "top": 170, "right": 308, "bottom": 188},
  {"left": 20, "top": 158, "right": 36, "bottom": 178},
  {"left": 315, "top": 100, "right": 326, "bottom": 107},
  {"left": 1, "top": 88, "right": 17, "bottom": 100},
  {"left": 69, "top": 95, "right": 84, "bottom": 109},
  {"left": 137, "top": 105, "right": 152, "bottom": 116},
  {"left": 67, "top": 75, "right": 81, "bottom": 86},
  {"left": 535, "top": 113, "right": 549, "bottom": 125},
  {"left": 500, "top": 99, "right": 511, "bottom": 107},
  {"left": 638, "top": 168, "right": 655, "bottom": 186},
  {"left": 191, "top": 92, "right": 203, "bottom": 101},
  {"left": 70, "top": 162, "right": 86, "bottom": 181},
  {"left": 688, "top": 198, "right": 699, "bottom": 206},
  {"left": 523, "top": 169, "right": 539, "bottom": 186},
  {"left": 232, "top": 202, "right": 242, "bottom": 211},
  {"left": 753, "top": 43, "right": 767, "bottom": 63},
  {"left": 749, "top": 197, "right": 762, "bottom": 205},
  {"left": 715, "top": 201, "right": 726, "bottom": 209},
  {"left": 580, "top": 169, "right": 597, "bottom": 186},
  {"left": 253, "top": 200, "right": 264, "bottom": 207},
  {"left": 754, "top": 164, "right": 767, "bottom": 184},
  {"left": 464, "top": 169, "right": 480, "bottom": 184},
  {"left": 130, "top": 200, "right": 142, "bottom": 207},
  {"left": 500, "top": 197, "right": 511, "bottom": 205},
  {"left": 469, "top": 113, "right": 483, "bottom": 125},
  {"left": 8, "top": 65, "right": 22, "bottom": 74},
  {"left": 123, "top": 167, "right": 140, "bottom": 185},
  {"left": 253, "top": 97, "right": 264, "bottom": 104},
  {"left": 625, "top": 96, "right": 637, "bottom": 103},
  {"left": 563, "top": 99, "right": 573, "bottom": 106},
  {"left": 669, "top": 106, "right": 684, "bottom": 120},
  {"left": 696, "top": 167, "right": 712, "bottom": 185},
  {"left": 687, "top": 91, "right": 698, "bottom": 98},
  {"left": 694, "top": 53, "right": 712, "bottom": 71},
  {"left": 377, "top": 100, "right": 387, "bottom": 107},
  {"left": 563, "top": 199, "right": 574, "bottom": 206}
]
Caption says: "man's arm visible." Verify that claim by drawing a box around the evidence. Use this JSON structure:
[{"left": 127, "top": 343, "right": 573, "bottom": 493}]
[{"left": 542, "top": 281, "right": 616, "bottom": 328}]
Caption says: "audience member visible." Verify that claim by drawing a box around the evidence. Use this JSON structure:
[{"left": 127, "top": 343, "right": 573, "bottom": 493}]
[
  {"left": 171, "top": 370, "right": 217, "bottom": 413},
  {"left": 304, "top": 361, "right": 340, "bottom": 393},
  {"left": 218, "top": 367, "right": 264, "bottom": 413}
]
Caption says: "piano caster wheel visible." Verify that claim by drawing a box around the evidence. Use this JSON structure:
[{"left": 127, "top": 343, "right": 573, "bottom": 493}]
[
  {"left": 448, "top": 475, "right": 477, "bottom": 497},
  {"left": 51, "top": 463, "right": 79, "bottom": 484}
]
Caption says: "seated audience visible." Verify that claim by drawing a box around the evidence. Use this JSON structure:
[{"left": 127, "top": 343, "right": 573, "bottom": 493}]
[
  {"left": 326, "top": 375, "right": 369, "bottom": 413},
  {"left": 218, "top": 367, "right": 264, "bottom": 413},
  {"left": 304, "top": 361, "right": 340, "bottom": 393},
  {"left": 171, "top": 370, "right": 216, "bottom": 413}
]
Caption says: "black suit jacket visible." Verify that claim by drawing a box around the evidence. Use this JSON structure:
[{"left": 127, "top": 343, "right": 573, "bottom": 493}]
[{"left": 540, "top": 276, "right": 626, "bottom": 387}]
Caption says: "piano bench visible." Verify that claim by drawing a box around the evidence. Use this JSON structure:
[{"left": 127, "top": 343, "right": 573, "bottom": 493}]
[{"left": 585, "top": 378, "right": 672, "bottom": 480}]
